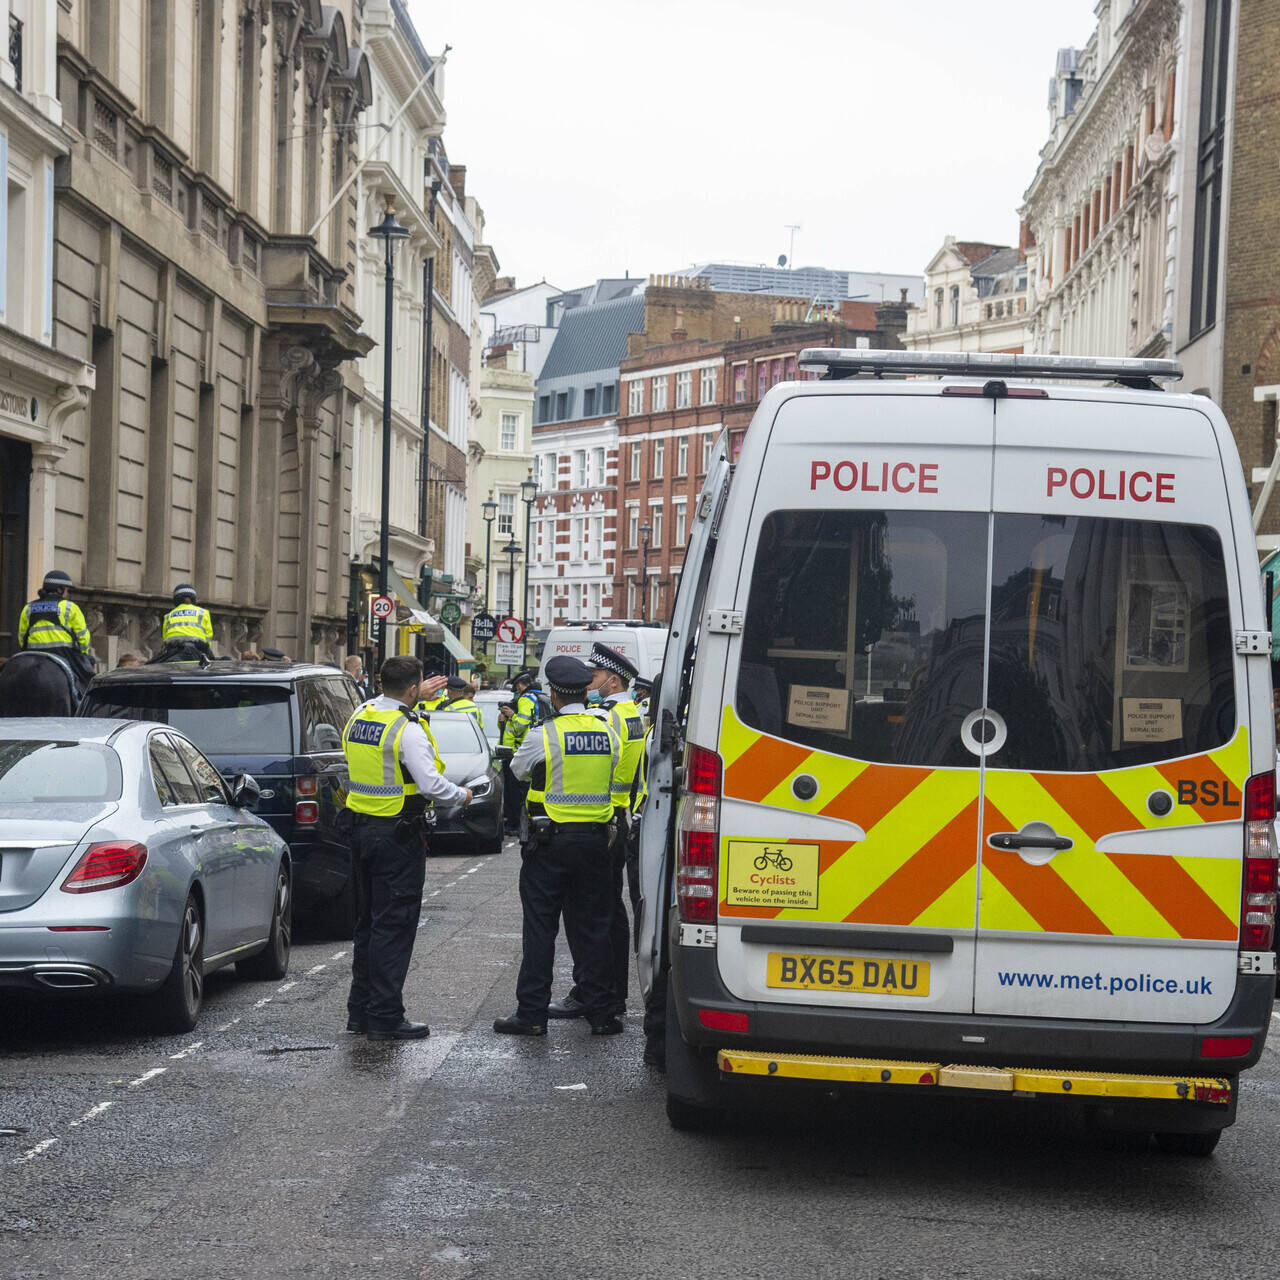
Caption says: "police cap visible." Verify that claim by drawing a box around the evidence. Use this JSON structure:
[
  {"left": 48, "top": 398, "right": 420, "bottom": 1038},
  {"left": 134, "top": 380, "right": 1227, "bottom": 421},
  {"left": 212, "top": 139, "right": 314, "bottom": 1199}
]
[
  {"left": 545, "top": 655, "right": 592, "bottom": 696},
  {"left": 588, "top": 642, "right": 638, "bottom": 681},
  {"left": 446, "top": 676, "right": 469, "bottom": 691}
]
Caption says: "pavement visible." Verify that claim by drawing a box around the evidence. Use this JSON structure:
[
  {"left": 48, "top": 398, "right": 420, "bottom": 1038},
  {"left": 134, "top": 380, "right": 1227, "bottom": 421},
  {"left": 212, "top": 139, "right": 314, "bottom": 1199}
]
[{"left": 3, "top": 841, "right": 1280, "bottom": 1279}]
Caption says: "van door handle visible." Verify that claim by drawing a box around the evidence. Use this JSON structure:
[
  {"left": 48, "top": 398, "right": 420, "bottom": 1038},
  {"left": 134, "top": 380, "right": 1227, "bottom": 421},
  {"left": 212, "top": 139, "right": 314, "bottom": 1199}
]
[{"left": 987, "top": 831, "right": 1073, "bottom": 852}]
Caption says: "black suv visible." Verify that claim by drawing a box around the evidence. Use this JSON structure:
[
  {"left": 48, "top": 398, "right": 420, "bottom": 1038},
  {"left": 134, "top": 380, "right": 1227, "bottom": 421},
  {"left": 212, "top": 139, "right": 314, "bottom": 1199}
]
[{"left": 81, "top": 662, "right": 362, "bottom": 933}]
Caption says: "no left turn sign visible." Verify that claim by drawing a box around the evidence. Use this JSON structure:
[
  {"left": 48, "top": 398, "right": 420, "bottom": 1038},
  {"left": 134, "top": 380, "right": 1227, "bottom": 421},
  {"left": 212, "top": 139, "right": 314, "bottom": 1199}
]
[{"left": 497, "top": 616, "right": 525, "bottom": 643}]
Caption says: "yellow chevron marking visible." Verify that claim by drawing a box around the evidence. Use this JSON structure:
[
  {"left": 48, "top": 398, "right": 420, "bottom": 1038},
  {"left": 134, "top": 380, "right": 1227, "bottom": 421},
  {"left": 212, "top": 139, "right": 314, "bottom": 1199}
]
[
  {"left": 759, "top": 751, "right": 868, "bottom": 813},
  {"left": 978, "top": 867, "right": 1044, "bottom": 932},
  {"left": 1100, "top": 763, "right": 1196, "bottom": 828},
  {"left": 718, "top": 707, "right": 758, "bottom": 771},
  {"left": 913, "top": 865, "right": 979, "bottom": 930},
  {"left": 1177, "top": 855, "right": 1242, "bottom": 921}
]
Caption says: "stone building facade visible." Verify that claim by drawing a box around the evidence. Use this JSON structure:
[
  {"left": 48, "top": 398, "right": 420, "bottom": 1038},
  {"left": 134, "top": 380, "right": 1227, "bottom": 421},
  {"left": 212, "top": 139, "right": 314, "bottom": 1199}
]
[
  {"left": 47, "top": 0, "right": 372, "bottom": 665},
  {"left": 902, "top": 237, "right": 1030, "bottom": 354},
  {"left": 1021, "top": 0, "right": 1181, "bottom": 360}
]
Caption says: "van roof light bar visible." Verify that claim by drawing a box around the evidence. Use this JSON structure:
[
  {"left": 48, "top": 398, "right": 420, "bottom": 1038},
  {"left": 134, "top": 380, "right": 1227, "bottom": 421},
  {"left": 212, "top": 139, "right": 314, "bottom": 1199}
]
[{"left": 797, "top": 348, "right": 1183, "bottom": 389}]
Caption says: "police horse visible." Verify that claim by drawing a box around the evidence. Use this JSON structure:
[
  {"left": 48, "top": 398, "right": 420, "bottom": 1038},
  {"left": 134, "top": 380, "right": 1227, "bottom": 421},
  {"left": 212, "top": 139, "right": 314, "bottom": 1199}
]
[{"left": 0, "top": 650, "right": 82, "bottom": 717}]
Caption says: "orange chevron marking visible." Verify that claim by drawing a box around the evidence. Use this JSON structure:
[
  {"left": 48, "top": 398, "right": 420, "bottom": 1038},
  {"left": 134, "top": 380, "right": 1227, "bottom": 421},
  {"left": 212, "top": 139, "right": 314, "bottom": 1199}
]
[
  {"left": 822, "top": 763, "right": 927, "bottom": 829},
  {"left": 723, "top": 734, "right": 812, "bottom": 803},
  {"left": 845, "top": 798, "right": 980, "bottom": 926},
  {"left": 1153, "top": 755, "right": 1240, "bottom": 819},
  {"left": 1030, "top": 771, "right": 1138, "bottom": 842},
  {"left": 1106, "top": 853, "right": 1238, "bottom": 941},
  {"left": 982, "top": 849, "right": 1110, "bottom": 935}
]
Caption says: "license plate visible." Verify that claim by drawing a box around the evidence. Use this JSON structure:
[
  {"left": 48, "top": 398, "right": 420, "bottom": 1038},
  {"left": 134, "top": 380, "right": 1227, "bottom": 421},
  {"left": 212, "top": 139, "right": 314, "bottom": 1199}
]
[{"left": 766, "top": 952, "right": 930, "bottom": 997}]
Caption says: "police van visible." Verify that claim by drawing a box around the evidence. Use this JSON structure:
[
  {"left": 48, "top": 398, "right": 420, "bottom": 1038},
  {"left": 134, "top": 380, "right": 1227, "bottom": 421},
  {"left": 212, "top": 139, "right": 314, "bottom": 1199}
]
[
  {"left": 537, "top": 621, "right": 668, "bottom": 684},
  {"left": 636, "top": 350, "right": 1276, "bottom": 1154}
]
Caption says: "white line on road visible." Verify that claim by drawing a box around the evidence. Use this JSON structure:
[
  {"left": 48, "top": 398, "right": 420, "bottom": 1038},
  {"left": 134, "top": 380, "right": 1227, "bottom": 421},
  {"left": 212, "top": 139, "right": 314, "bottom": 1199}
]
[
  {"left": 306, "top": 964, "right": 326, "bottom": 976},
  {"left": 17, "top": 1137, "right": 57, "bottom": 1162},
  {"left": 215, "top": 1017, "right": 242, "bottom": 1032},
  {"left": 253, "top": 997, "right": 272, "bottom": 1008},
  {"left": 128, "top": 1068, "right": 167, "bottom": 1088},
  {"left": 330, "top": 950, "right": 348, "bottom": 960},
  {"left": 68, "top": 1101, "right": 115, "bottom": 1127},
  {"left": 276, "top": 981, "right": 297, "bottom": 993},
  {"left": 168, "top": 1041, "right": 204, "bottom": 1060}
]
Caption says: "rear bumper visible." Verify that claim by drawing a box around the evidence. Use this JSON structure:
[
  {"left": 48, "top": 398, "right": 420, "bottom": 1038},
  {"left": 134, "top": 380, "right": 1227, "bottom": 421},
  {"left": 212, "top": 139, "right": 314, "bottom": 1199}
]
[
  {"left": 671, "top": 940, "right": 1274, "bottom": 1076},
  {"left": 287, "top": 834, "right": 352, "bottom": 906}
]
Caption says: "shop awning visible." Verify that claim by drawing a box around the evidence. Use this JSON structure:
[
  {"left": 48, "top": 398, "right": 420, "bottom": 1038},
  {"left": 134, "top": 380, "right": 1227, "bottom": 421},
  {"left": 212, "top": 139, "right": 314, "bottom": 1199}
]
[{"left": 406, "top": 607, "right": 477, "bottom": 667}]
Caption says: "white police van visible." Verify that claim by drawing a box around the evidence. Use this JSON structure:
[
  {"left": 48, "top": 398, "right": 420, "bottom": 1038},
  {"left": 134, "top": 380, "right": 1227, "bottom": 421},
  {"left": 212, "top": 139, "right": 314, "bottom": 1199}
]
[
  {"left": 636, "top": 350, "right": 1276, "bottom": 1153},
  {"left": 538, "top": 621, "right": 668, "bottom": 685}
]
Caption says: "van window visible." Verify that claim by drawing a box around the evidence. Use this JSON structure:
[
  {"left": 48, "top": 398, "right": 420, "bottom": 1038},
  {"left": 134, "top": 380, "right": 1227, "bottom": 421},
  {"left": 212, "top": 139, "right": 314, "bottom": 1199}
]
[
  {"left": 987, "top": 515, "right": 1235, "bottom": 770},
  {"left": 737, "top": 510, "right": 989, "bottom": 766}
]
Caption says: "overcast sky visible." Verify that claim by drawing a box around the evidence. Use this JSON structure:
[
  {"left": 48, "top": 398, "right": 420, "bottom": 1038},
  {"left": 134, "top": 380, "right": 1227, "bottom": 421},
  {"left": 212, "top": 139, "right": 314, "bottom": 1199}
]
[{"left": 406, "top": 0, "right": 1100, "bottom": 291}]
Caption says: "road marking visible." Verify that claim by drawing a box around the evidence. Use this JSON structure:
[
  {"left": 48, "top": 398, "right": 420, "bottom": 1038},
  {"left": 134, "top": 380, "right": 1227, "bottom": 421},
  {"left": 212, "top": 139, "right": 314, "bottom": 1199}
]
[
  {"left": 306, "top": 964, "right": 326, "bottom": 976},
  {"left": 276, "top": 981, "right": 297, "bottom": 994},
  {"left": 330, "top": 950, "right": 348, "bottom": 960},
  {"left": 17, "top": 1137, "right": 57, "bottom": 1162},
  {"left": 429, "top": 890, "right": 441, "bottom": 897},
  {"left": 68, "top": 1102, "right": 114, "bottom": 1127},
  {"left": 168, "top": 1041, "right": 204, "bottom": 1060},
  {"left": 253, "top": 997, "right": 273, "bottom": 1008},
  {"left": 215, "top": 1017, "right": 242, "bottom": 1032},
  {"left": 128, "top": 1068, "right": 167, "bottom": 1088}
]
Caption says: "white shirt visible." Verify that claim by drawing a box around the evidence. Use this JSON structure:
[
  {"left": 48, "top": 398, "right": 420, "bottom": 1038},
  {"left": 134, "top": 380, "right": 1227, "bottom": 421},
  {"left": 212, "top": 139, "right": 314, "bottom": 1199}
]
[
  {"left": 361, "top": 695, "right": 468, "bottom": 806},
  {"left": 510, "top": 700, "right": 611, "bottom": 780}
]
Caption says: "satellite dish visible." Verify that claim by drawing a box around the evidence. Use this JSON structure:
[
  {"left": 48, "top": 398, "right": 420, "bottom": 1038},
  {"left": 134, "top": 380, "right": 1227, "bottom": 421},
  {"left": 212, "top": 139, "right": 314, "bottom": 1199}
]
[{"left": 777, "top": 255, "right": 788, "bottom": 267}]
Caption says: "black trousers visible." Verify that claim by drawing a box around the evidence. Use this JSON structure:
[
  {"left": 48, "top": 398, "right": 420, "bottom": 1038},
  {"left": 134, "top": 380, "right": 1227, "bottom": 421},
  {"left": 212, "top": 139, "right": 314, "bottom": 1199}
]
[
  {"left": 569, "top": 812, "right": 630, "bottom": 1012},
  {"left": 515, "top": 824, "right": 613, "bottom": 1024},
  {"left": 346, "top": 816, "right": 427, "bottom": 1030},
  {"left": 502, "top": 760, "right": 527, "bottom": 829}
]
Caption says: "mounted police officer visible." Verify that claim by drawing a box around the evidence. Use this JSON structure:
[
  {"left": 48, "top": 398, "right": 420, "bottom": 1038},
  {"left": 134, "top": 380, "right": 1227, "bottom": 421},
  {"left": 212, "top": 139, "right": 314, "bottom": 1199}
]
[
  {"left": 493, "top": 656, "right": 625, "bottom": 1038},
  {"left": 18, "top": 569, "right": 94, "bottom": 691},
  {"left": 160, "top": 584, "right": 214, "bottom": 660},
  {"left": 548, "top": 643, "right": 647, "bottom": 1022},
  {"left": 342, "top": 656, "right": 472, "bottom": 1041}
]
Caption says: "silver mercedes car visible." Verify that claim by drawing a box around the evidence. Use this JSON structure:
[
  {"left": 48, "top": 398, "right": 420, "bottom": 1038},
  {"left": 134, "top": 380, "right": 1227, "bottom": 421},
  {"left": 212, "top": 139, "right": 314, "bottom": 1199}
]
[{"left": 0, "top": 718, "right": 291, "bottom": 1032}]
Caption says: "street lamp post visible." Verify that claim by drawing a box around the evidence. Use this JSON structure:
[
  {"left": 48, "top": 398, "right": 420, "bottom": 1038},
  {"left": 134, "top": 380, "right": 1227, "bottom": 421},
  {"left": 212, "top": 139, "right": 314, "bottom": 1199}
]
[
  {"left": 500, "top": 539, "right": 522, "bottom": 679},
  {"left": 639, "top": 521, "right": 651, "bottom": 622},
  {"left": 367, "top": 203, "right": 410, "bottom": 673},
  {"left": 481, "top": 492, "right": 498, "bottom": 618},
  {"left": 520, "top": 469, "right": 537, "bottom": 631}
]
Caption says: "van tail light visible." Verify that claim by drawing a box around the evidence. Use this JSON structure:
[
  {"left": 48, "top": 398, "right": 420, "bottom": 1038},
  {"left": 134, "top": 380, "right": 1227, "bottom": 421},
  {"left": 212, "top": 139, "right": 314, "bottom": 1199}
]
[
  {"left": 677, "top": 744, "right": 721, "bottom": 924},
  {"left": 295, "top": 801, "right": 319, "bottom": 825},
  {"left": 295, "top": 776, "right": 318, "bottom": 796},
  {"left": 1240, "top": 770, "right": 1277, "bottom": 951},
  {"left": 61, "top": 842, "right": 148, "bottom": 894}
]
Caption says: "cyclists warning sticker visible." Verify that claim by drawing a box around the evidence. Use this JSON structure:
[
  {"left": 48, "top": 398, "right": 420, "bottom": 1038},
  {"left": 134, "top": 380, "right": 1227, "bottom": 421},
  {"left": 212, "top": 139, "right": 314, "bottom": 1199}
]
[{"left": 724, "top": 841, "right": 820, "bottom": 910}]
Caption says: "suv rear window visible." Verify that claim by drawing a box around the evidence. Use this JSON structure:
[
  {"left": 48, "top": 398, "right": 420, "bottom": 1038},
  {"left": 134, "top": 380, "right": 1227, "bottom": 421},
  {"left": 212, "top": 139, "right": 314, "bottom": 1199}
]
[
  {"left": 736, "top": 510, "right": 1235, "bottom": 771},
  {"left": 82, "top": 683, "right": 293, "bottom": 757}
]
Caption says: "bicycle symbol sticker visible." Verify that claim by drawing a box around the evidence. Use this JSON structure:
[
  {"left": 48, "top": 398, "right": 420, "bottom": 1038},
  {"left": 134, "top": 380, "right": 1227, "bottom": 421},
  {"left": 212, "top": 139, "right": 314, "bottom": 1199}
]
[{"left": 725, "top": 840, "right": 820, "bottom": 911}]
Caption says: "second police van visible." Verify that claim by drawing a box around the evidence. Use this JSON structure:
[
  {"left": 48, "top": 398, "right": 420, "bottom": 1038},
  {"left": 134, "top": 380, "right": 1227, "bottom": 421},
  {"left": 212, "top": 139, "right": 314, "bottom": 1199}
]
[{"left": 636, "top": 350, "right": 1276, "bottom": 1154}]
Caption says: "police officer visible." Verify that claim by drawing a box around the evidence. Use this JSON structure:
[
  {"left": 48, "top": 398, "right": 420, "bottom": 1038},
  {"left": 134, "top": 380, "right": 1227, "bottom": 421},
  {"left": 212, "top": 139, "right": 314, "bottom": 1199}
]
[
  {"left": 549, "top": 643, "right": 646, "bottom": 1021},
  {"left": 493, "top": 656, "right": 625, "bottom": 1037},
  {"left": 342, "top": 656, "right": 473, "bottom": 1040},
  {"left": 18, "top": 569, "right": 94, "bottom": 688},
  {"left": 499, "top": 668, "right": 544, "bottom": 831},
  {"left": 440, "top": 676, "right": 483, "bottom": 730},
  {"left": 161, "top": 584, "right": 214, "bottom": 658},
  {"left": 632, "top": 673, "right": 654, "bottom": 725},
  {"left": 414, "top": 678, "right": 450, "bottom": 714}
]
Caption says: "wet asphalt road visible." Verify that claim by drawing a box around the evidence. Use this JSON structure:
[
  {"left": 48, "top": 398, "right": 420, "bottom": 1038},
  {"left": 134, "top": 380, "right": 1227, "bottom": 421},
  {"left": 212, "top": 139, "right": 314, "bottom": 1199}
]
[{"left": 3, "top": 841, "right": 1280, "bottom": 1280}]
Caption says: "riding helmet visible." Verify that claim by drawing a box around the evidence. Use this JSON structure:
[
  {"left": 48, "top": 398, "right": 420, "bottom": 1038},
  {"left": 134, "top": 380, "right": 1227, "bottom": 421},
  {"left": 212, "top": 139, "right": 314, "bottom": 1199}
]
[
  {"left": 41, "top": 569, "right": 73, "bottom": 592},
  {"left": 173, "top": 583, "right": 198, "bottom": 602}
]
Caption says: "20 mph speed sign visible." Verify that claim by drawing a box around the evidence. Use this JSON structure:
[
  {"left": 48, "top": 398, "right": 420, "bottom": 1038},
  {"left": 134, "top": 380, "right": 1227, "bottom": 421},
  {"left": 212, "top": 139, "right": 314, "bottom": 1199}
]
[
  {"left": 371, "top": 595, "right": 394, "bottom": 619},
  {"left": 496, "top": 616, "right": 525, "bottom": 643}
]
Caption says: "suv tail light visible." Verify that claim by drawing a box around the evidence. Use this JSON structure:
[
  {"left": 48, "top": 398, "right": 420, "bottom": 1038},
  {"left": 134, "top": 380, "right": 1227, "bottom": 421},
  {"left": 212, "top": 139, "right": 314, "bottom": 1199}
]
[
  {"left": 295, "top": 800, "right": 319, "bottom": 825},
  {"left": 1240, "top": 770, "right": 1277, "bottom": 951},
  {"left": 676, "top": 744, "right": 721, "bottom": 924},
  {"left": 295, "top": 776, "right": 318, "bottom": 796},
  {"left": 61, "top": 842, "right": 148, "bottom": 894}
]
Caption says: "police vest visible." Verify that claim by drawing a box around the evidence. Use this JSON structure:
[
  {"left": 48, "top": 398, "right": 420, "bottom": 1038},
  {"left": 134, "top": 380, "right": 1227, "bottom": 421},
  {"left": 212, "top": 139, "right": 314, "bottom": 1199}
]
[
  {"left": 414, "top": 693, "right": 449, "bottom": 714},
  {"left": 632, "top": 727, "right": 653, "bottom": 816},
  {"left": 603, "top": 696, "right": 647, "bottom": 805},
  {"left": 526, "top": 714, "right": 619, "bottom": 825},
  {"left": 502, "top": 690, "right": 540, "bottom": 748},
  {"left": 342, "top": 705, "right": 424, "bottom": 817},
  {"left": 445, "top": 698, "right": 483, "bottom": 729},
  {"left": 162, "top": 604, "right": 212, "bottom": 641},
  {"left": 20, "top": 598, "right": 87, "bottom": 651}
]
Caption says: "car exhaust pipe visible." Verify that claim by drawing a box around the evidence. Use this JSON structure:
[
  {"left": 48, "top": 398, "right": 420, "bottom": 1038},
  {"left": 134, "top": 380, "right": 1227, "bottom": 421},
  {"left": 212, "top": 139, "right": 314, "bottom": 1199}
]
[{"left": 33, "top": 969, "right": 101, "bottom": 990}]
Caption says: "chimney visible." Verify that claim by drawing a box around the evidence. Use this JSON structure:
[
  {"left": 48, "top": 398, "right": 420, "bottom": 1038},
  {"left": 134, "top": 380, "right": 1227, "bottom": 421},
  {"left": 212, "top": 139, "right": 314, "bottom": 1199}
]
[
  {"left": 874, "top": 294, "right": 910, "bottom": 350},
  {"left": 451, "top": 164, "right": 467, "bottom": 201}
]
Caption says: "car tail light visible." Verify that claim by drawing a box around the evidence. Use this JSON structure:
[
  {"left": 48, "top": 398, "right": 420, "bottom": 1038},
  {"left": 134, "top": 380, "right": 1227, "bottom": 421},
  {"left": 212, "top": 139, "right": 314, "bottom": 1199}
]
[
  {"left": 677, "top": 744, "right": 721, "bottom": 924},
  {"left": 296, "top": 776, "right": 318, "bottom": 796},
  {"left": 60, "top": 842, "right": 148, "bottom": 894},
  {"left": 1241, "top": 770, "right": 1277, "bottom": 951},
  {"left": 295, "top": 801, "right": 319, "bottom": 825}
]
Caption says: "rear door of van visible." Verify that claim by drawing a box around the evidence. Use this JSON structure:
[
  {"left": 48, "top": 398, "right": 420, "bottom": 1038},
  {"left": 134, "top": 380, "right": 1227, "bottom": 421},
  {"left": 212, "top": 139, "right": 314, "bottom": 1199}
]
[
  {"left": 710, "top": 388, "right": 995, "bottom": 1016},
  {"left": 974, "top": 391, "right": 1256, "bottom": 1024}
]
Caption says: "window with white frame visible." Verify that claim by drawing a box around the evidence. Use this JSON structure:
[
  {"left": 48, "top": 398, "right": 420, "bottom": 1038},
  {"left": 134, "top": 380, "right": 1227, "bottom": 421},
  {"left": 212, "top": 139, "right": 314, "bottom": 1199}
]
[
  {"left": 571, "top": 449, "right": 584, "bottom": 488},
  {"left": 651, "top": 376, "right": 668, "bottom": 412},
  {"left": 591, "top": 446, "right": 605, "bottom": 486},
  {"left": 571, "top": 516, "right": 584, "bottom": 561},
  {"left": 589, "top": 515, "right": 603, "bottom": 560},
  {"left": 496, "top": 569, "right": 512, "bottom": 615},
  {"left": 628, "top": 505, "right": 639, "bottom": 549},
  {"left": 676, "top": 435, "right": 688, "bottom": 476},
  {"left": 701, "top": 434, "right": 714, "bottom": 472},
  {"left": 675, "top": 370, "right": 692, "bottom": 409},
  {"left": 653, "top": 439, "right": 665, "bottom": 479},
  {"left": 674, "top": 500, "right": 687, "bottom": 547},
  {"left": 651, "top": 507, "right": 663, "bottom": 549},
  {"left": 700, "top": 367, "right": 717, "bottom": 404},
  {"left": 590, "top": 583, "right": 602, "bottom": 616},
  {"left": 497, "top": 491, "right": 514, "bottom": 536},
  {"left": 650, "top": 577, "right": 661, "bottom": 620},
  {"left": 627, "top": 579, "right": 637, "bottom": 616},
  {"left": 500, "top": 412, "right": 519, "bottom": 450},
  {"left": 628, "top": 380, "right": 644, "bottom": 415},
  {"left": 630, "top": 441, "right": 641, "bottom": 481}
]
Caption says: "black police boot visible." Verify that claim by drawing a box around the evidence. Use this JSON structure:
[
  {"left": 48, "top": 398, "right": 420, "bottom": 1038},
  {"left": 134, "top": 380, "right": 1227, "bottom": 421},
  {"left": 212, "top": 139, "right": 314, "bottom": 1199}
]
[
  {"left": 367, "top": 1019, "right": 430, "bottom": 1041},
  {"left": 547, "top": 994, "right": 587, "bottom": 1020},
  {"left": 493, "top": 1015, "right": 547, "bottom": 1036},
  {"left": 345, "top": 1014, "right": 368, "bottom": 1034},
  {"left": 590, "top": 1015, "right": 625, "bottom": 1036}
]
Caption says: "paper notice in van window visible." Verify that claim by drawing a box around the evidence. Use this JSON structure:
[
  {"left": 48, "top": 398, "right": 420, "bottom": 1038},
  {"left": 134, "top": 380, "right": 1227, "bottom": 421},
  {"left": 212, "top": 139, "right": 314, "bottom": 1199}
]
[
  {"left": 787, "top": 685, "right": 850, "bottom": 732},
  {"left": 1121, "top": 697, "right": 1183, "bottom": 742}
]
